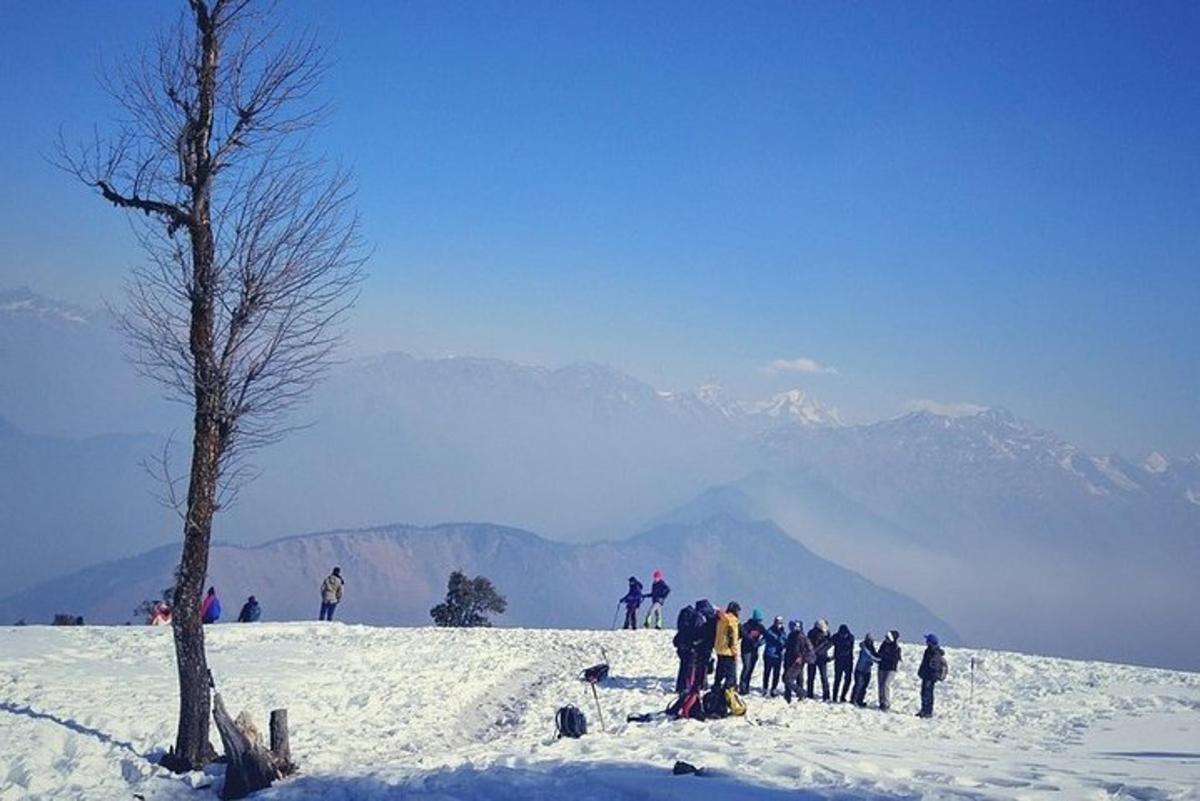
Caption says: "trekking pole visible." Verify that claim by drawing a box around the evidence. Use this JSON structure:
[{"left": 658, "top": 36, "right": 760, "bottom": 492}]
[
  {"left": 590, "top": 680, "right": 606, "bottom": 732},
  {"left": 969, "top": 656, "right": 976, "bottom": 717},
  {"left": 611, "top": 603, "right": 621, "bottom": 630}
]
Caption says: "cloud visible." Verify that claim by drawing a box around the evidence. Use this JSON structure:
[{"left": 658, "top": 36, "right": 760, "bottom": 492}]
[
  {"left": 906, "top": 399, "right": 989, "bottom": 418},
  {"left": 763, "top": 357, "right": 838, "bottom": 376}
]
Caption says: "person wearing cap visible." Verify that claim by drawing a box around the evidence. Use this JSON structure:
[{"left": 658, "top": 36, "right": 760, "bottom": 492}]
[
  {"left": 876, "top": 629, "right": 902, "bottom": 710},
  {"left": 644, "top": 569, "right": 671, "bottom": 630},
  {"left": 916, "top": 633, "right": 948, "bottom": 718},
  {"left": 618, "top": 576, "right": 644, "bottom": 630},
  {"left": 713, "top": 601, "right": 742, "bottom": 691},
  {"left": 761, "top": 615, "right": 788, "bottom": 696},
  {"left": 319, "top": 566, "right": 344, "bottom": 621},
  {"left": 806, "top": 619, "right": 832, "bottom": 700},
  {"left": 738, "top": 608, "right": 767, "bottom": 694}
]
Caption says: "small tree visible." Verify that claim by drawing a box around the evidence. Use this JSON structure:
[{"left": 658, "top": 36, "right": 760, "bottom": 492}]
[{"left": 430, "top": 571, "right": 507, "bottom": 628}]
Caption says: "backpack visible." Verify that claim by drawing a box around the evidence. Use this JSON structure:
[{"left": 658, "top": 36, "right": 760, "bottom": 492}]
[
  {"left": 555, "top": 705, "right": 587, "bottom": 739},
  {"left": 673, "top": 606, "right": 700, "bottom": 649},
  {"left": 667, "top": 689, "right": 703, "bottom": 720},
  {"left": 581, "top": 663, "right": 609, "bottom": 684},
  {"left": 935, "top": 654, "right": 949, "bottom": 682},
  {"left": 724, "top": 687, "right": 746, "bottom": 717},
  {"left": 701, "top": 688, "right": 728, "bottom": 719}
]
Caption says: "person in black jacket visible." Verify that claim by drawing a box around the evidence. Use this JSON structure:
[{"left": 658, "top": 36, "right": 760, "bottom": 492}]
[
  {"left": 831, "top": 623, "right": 856, "bottom": 702},
  {"left": 916, "top": 633, "right": 947, "bottom": 718},
  {"left": 693, "top": 599, "right": 717, "bottom": 690},
  {"left": 644, "top": 570, "right": 671, "bottom": 629},
  {"left": 236, "top": 596, "right": 261, "bottom": 623},
  {"left": 619, "top": 576, "right": 644, "bottom": 630},
  {"left": 738, "top": 609, "right": 767, "bottom": 695},
  {"left": 783, "top": 620, "right": 814, "bottom": 703},
  {"left": 876, "top": 629, "right": 902, "bottom": 711},
  {"left": 806, "top": 619, "right": 832, "bottom": 700}
]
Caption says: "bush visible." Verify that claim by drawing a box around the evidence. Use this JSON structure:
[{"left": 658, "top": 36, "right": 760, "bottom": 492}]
[{"left": 430, "top": 571, "right": 507, "bottom": 627}]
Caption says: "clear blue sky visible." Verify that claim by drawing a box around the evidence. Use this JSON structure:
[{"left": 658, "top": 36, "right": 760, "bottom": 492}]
[{"left": 1, "top": 1, "right": 1197, "bottom": 456}]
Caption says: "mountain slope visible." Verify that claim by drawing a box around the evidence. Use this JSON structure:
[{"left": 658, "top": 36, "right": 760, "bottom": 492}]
[{"left": 0, "top": 516, "right": 952, "bottom": 640}]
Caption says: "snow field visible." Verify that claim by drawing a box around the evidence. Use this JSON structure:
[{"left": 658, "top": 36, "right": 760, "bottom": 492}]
[{"left": 1, "top": 623, "right": 1198, "bottom": 800}]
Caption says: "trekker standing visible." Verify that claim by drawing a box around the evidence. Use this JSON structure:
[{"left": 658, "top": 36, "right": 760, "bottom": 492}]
[
  {"left": 831, "top": 623, "right": 856, "bottom": 702},
  {"left": 877, "top": 629, "right": 902, "bottom": 711},
  {"left": 694, "top": 599, "right": 718, "bottom": 690},
  {"left": 319, "top": 566, "right": 344, "bottom": 621},
  {"left": 762, "top": 616, "right": 787, "bottom": 696},
  {"left": 200, "top": 587, "right": 221, "bottom": 624},
  {"left": 673, "top": 602, "right": 701, "bottom": 693},
  {"left": 237, "top": 595, "right": 261, "bottom": 622},
  {"left": 783, "top": 619, "right": 814, "bottom": 703},
  {"left": 713, "top": 601, "right": 742, "bottom": 691},
  {"left": 619, "top": 576, "right": 644, "bottom": 630},
  {"left": 738, "top": 609, "right": 767, "bottom": 694},
  {"left": 644, "top": 570, "right": 671, "bottom": 629},
  {"left": 807, "top": 619, "right": 832, "bottom": 700},
  {"left": 850, "top": 632, "right": 880, "bottom": 706},
  {"left": 917, "top": 633, "right": 948, "bottom": 718}
]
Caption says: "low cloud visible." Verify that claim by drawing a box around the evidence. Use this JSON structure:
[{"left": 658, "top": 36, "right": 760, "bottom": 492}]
[
  {"left": 763, "top": 357, "right": 838, "bottom": 376},
  {"left": 907, "top": 399, "right": 989, "bottom": 418}
]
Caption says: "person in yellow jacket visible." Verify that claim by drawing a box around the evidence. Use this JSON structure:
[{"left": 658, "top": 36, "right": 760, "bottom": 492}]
[{"left": 713, "top": 601, "right": 742, "bottom": 690}]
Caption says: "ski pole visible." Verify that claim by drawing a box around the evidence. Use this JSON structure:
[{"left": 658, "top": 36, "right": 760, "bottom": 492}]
[
  {"left": 611, "top": 603, "right": 621, "bottom": 630},
  {"left": 590, "top": 681, "right": 606, "bottom": 732}
]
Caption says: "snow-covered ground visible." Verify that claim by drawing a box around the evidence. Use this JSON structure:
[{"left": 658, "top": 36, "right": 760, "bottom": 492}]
[{"left": 1, "top": 624, "right": 1198, "bottom": 800}]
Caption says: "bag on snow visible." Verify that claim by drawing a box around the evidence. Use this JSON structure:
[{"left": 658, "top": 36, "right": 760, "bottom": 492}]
[
  {"left": 701, "top": 688, "right": 728, "bottom": 719},
  {"left": 555, "top": 705, "right": 588, "bottom": 738},
  {"left": 581, "top": 663, "right": 610, "bottom": 684},
  {"left": 724, "top": 687, "right": 746, "bottom": 717},
  {"left": 667, "top": 689, "right": 703, "bottom": 720}
]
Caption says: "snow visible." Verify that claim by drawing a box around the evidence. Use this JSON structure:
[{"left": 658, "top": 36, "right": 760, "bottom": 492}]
[
  {"left": 1144, "top": 452, "right": 1171, "bottom": 474},
  {"left": 2, "top": 624, "right": 1198, "bottom": 800}
]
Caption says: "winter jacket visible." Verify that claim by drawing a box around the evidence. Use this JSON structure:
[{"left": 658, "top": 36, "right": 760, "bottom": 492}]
[
  {"left": 918, "top": 645, "right": 947, "bottom": 682},
  {"left": 237, "top": 601, "right": 261, "bottom": 623},
  {"left": 763, "top": 624, "right": 787, "bottom": 660},
  {"left": 787, "top": 628, "right": 815, "bottom": 667},
  {"left": 855, "top": 638, "right": 880, "bottom": 673},
  {"left": 321, "top": 574, "right": 344, "bottom": 603},
  {"left": 620, "top": 580, "right": 644, "bottom": 608},
  {"left": 200, "top": 593, "right": 221, "bottom": 624},
  {"left": 650, "top": 580, "right": 671, "bottom": 603},
  {"left": 696, "top": 601, "right": 718, "bottom": 654},
  {"left": 808, "top": 625, "right": 832, "bottom": 665},
  {"left": 831, "top": 625, "right": 855, "bottom": 666},
  {"left": 878, "top": 635, "right": 902, "bottom": 672},
  {"left": 673, "top": 605, "right": 700, "bottom": 651},
  {"left": 740, "top": 617, "right": 767, "bottom": 654},
  {"left": 714, "top": 609, "right": 741, "bottom": 658}
]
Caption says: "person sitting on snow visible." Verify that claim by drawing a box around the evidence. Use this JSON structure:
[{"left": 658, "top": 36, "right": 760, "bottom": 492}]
[
  {"left": 200, "top": 587, "right": 221, "bottom": 624},
  {"left": 237, "top": 595, "right": 262, "bottom": 622},
  {"left": 644, "top": 570, "right": 671, "bottom": 629}
]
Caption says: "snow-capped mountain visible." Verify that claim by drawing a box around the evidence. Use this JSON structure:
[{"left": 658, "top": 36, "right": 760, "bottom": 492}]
[
  {"left": 741, "top": 388, "right": 843, "bottom": 427},
  {"left": 0, "top": 286, "right": 93, "bottom": 325}
]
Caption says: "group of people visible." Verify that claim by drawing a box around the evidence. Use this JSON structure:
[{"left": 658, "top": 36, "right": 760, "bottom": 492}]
[
  {"left": 618, "top": 571, "right": 671, "bottom": 629},
  {"left": 669, "top": 596, "right": 949, "bottom": 718},
  {"left": 144, "top": 567, "right": 346, "bottom": 626}
]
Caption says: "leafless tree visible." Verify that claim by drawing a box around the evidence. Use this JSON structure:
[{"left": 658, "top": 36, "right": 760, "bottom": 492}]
[{"left": 59, "top": 0, "right": 365, "bottom": 772}]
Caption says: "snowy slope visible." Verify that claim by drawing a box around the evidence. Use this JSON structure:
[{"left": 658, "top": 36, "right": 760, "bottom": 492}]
[{"left": 1, "top": 625, "right": 1197, "bottom": 801}]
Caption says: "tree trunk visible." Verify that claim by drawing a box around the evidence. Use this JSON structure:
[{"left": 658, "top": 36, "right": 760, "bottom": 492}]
[
  {"left": 269, "top": 709, "right": 293, "bottom": 773},
  {"left": 212, "top": 693, "right": 280, "bottom": 800}
]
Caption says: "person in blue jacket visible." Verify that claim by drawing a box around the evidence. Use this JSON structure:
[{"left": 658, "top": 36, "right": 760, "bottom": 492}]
[
  {"left": 619, "top": 576, "right": 644, "bottom": 630},
  {"left": 850, "top": 632, "right": 880, "bottom": 706},
  {"left": 237, "top": 596, "right": 262, "bottom": 623},
  {"left": 200, "top": 587, "right": 221, "bottom": 624},
  {"left": 761, "top": 615, "right": 788, "bottom": 696}
]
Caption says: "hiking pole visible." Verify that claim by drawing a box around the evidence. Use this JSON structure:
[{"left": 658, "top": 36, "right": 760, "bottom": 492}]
[
  {"left": 969, "top": 656, "right": 976, "bottom": 719},
  {"left": 611, "top": 603, "right": 622, "bottom": 630},
  {"left": 589, "top": 680, "right": 606, "bottom": 732}
]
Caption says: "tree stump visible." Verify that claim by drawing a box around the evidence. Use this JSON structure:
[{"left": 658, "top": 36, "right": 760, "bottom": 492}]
[{"left": 212, "top": 694, "right": 296, "bottom": 799}]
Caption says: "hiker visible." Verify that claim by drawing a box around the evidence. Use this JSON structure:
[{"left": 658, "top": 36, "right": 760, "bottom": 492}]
[
  {"left": 694, "top": 599, "right": 718, "bottom": 690},
  {"left": 916, "top": 633, "right": 948, "bottom": 718},
  {"left": 644, "top": 570, "right": 671, "bottom": 629},
  {"left": 319, "top": 566, "right": 344, "bottom": 621},
  {"left": 831, "top": 623, "right": 856, "bottom": 702},
  {"left": 762, "top": 616, "right": 787, "bottom": 696},
  {"left": 713, "top": 602, "right": 742, "bottom": 691},
  {"left": 673, "top": 602, "right": 701, "bottom": 692},
  {"left": 200, "top": 587, "right": 221, "bottom": 624},
  {"left": 806, "top": 619, "right": 832, "bottom": 700},
  {"left": 877, "top": 629, "right": 902, "bottom": 711},
  {"left": 738, "top": 609, "right": 767, "bottom": 694},
  {"left": 149, "top": 601, "right": 171, "bottom": 626},
  {"left": 783, "top": 619, "right": 815, "bottom": 703},
  {"left": 850, "top": 632, "right": 880, "bottom": 706},
  {"left": 619, "top": 576, "right": 644, "bottom": 630},
  {"left": 237, "top": 596, "right": 262, "bottom": 623}
]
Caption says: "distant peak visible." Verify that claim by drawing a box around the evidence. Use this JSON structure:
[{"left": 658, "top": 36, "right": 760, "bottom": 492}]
[
  {"left": 0, "top": 287, "right": 92, "bottom": 325},
  {"left": 746, "top": 389, "right": 843, "bottom": 427},
  {"left": 905, "top": 399, "right": 991, "bottom": 419},
  {"left": 1143, "top": 451, "right": 1170, "bottom": 474}
]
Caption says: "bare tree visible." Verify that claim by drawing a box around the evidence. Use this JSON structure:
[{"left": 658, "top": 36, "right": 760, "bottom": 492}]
[{"left": 59, "top": 0, "right": 364, "bottom": 772}]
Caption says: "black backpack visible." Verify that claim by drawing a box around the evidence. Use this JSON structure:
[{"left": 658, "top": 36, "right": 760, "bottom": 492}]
[
  {"left": 555, "top": 705, "right": 588, "bottom": 738},
  {"left": 701, "top": 687, "right": 728, "bottom": 719},
  {"left": 673, "top": 605, "right": 700, "bottom": 649}
]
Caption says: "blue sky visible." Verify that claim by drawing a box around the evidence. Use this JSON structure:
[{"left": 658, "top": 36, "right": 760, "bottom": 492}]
[{"left": 1, "top": 1, "right": 1198, "bottom": 455}]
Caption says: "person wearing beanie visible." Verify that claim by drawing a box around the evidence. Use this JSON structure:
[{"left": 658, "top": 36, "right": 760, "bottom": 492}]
[
  {"left": 761, "top": 615, "right": 788, "bottom": 696},
  {"left": 806, "top": 619, "right": 833, "bottom": 700},
  {"left": 644, "top": 569, "right": 671, "bottom": 630},
  {"left": 877, "top": 629, "right": 902, "bottom": 711},
  {"left": 916, "top": 633, "right": 948, "bottom": 718},
  {"left": 619, "top": 576, "right": 645, "bottom": 630},
  {"left": 237, "top": 595, "right": 262, "bottom": 623},
  {"left": 850, "top": 632, "right": 881, "bottom": 706},
  {"left": 783, "top": 619, "right": 815, "bottom": 703},
  {"left": 831, "top": 623, "right": 856, "bottom": 702},
  {"left": 713, "top": 601, "right": 742, "bottom": 691},
  {"left": 738, "top": 608, "right": 767, "bottom": 695},
  {"left": 320, "top": 566, "right": 344, "bottom": 621}
]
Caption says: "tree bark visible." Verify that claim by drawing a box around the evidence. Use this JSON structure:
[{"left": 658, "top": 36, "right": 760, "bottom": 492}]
[
  {"left": 269, "top": 709, "right": 294, "bottom": 773},
  {"left": 212, "top": 693, "right": 279, "bottom": 800}
]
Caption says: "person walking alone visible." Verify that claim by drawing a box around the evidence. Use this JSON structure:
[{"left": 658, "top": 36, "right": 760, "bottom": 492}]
[
  {"left": 916, "top": 633, "right": 948, "bottom": 718},
  {"left": 644, "top": 570, "right": 670, "bottom": 629},
  {"left": 319, "top": 567, "right": 344, "bottom": 621}
]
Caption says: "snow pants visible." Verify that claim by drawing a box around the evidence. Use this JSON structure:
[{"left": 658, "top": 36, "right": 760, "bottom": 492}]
[
  {"left": 920, "top": 678, "right": 936, "bottom": 716},
  {"left": 738, "top": 648, "right": 760, "bottom": 694},
  {"left": 833, "top": 660, "right": 853, "bottom": 701},
  {"left": 807, "top": 661, "right": 830, "bottom": 700},
  {"left": 850, "top": 669, "right": 872, "bottom": 706},
  {"left": 715, "top": 655, "right": 738, "bottom": 691},
  {"left": 878, "top": 669, "right": 896, "bottom": 710},
  {"left": 644, "top": 601, "right": 664, "bottom": 629},
  {"left": 763, "top": 656, "right": 783, "bottom": 695},
  {"left": 319, "top": 601, "right": 338, "bottom": 621},
  {"left": 623, "top": 605, "right": 639, "bottom": 630}
]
